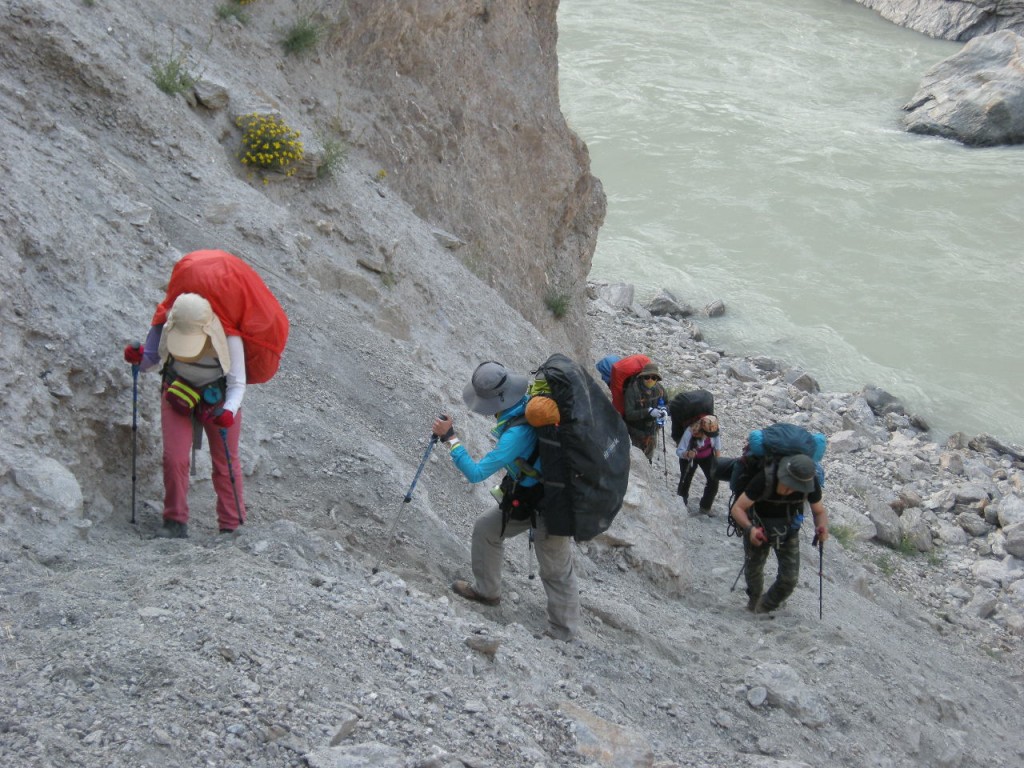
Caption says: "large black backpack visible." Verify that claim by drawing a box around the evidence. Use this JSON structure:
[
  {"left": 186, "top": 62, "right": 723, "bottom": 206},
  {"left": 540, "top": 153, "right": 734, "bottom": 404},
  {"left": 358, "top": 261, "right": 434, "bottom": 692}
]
[
  {"left": 669, "top": 389, "right": 715, "bottom": 444},
  {"left": 531, "top": 354, "right": 631, "bottom": 541}
]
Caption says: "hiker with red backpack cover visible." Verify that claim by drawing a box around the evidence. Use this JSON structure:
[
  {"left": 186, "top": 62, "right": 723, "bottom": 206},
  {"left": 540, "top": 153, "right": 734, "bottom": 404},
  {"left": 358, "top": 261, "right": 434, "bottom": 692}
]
[
  {"left": 623, "top": 362, "right": 667, "bottom": 462},
  {"left": 123, "top": 250, "right": 288, "bottom": 539},
  {"left": 606, "top": 353, "right": 650, "bottom": 416}
]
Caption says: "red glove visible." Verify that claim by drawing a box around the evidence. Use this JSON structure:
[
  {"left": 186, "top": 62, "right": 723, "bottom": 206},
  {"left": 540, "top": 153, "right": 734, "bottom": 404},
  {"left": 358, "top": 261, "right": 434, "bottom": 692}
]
[
  {"left": 124, "top": 344, "right": 144, "bottom": 365},
  {"left": 212, "top": 409, "right": 234, "bottom": 428}
]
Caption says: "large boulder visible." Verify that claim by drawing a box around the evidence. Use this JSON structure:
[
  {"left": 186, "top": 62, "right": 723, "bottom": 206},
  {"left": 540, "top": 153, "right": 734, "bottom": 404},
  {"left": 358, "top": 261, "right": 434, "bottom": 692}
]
[{"left": 903, "top": 31, "right": 1024, "bottom": 146}]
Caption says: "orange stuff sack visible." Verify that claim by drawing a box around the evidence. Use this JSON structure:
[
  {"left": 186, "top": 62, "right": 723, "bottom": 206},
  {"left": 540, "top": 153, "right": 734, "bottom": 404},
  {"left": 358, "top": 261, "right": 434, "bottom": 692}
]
[
  {"left": 151, "top": 250, "right": 289, "bottom": 384},
  {"left": 525, "top": 395, "right": 561, "bottom": 427}
]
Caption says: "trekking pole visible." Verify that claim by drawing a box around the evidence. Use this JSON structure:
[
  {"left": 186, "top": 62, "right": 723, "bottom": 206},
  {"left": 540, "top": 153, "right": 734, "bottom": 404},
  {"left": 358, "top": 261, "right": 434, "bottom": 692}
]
[
  {"left": 372, "top": 417, "right": 445, "bottom": 574},
  {"left": 526, "top": 526, "right": 536, "bottom": 581},
  {"left": 657, "top": 398, "right": 668, "bottom": 486},
  {"left": 660, "top": 424, "right": 669, "bottom": 487},
  {"left": 219, "top": 426, "right": 244, "bottom": 526},
  {"left": 730, "top": 556, "right": 747, "bottom": 592},
  {"left": 129, "top": 344, "right": 140, "bottom": 525},
  {"left": 812, "top": 532, "right": 824, "bottom": 620}
]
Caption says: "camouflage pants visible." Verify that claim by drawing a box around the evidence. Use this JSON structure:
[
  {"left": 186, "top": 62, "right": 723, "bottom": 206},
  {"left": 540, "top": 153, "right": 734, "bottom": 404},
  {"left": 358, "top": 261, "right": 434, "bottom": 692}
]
[
  {"left": 744, "top": 528, "right": 801, "bottom": 611},
  {"left": 627, "top": 425, "right": 657, "bottom": 461}
]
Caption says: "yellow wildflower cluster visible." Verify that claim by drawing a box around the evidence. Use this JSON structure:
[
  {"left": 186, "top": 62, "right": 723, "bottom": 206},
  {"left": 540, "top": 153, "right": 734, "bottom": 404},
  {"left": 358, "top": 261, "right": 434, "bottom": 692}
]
[
  {"left": 236, "top": 112, "right": 304, "bottom": 177},
  {"left": 238, "top": 0, "right": 257, "bottom": 5}
]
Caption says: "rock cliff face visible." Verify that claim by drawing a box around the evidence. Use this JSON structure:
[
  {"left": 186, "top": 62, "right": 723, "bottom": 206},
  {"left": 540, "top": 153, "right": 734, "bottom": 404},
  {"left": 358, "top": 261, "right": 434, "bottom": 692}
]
[
  {"left": 331, "top": 0, "right": 605, "bottom": 357},
  {"left": 857, "top": 0, "right": 1024, "bottom": 41}
]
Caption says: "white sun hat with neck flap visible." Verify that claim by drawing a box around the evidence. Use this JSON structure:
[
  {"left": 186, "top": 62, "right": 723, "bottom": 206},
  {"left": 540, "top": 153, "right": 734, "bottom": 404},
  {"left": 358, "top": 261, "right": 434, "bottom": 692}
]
[{"left": 159, "top": 293, "right": 231, "bottom": 367}]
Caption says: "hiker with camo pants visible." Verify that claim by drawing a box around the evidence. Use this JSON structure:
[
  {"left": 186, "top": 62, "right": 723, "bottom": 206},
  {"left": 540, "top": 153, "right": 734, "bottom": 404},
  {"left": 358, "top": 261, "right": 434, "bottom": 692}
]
[
  {"left": 729, "top": 454, "right": 829, "bottom": 614},
  {"left": 432, "top": 361, "right": 580, "bottom": 642}
]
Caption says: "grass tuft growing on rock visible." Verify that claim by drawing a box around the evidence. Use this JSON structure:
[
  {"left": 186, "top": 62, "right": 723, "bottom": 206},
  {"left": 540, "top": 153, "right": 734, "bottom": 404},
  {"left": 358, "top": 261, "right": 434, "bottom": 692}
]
[
  {"left": 281, "top": 16, "right": 324, "bottom": 56},
  {"left": 544, "top": 289, "right": 570, "bottom": 319},
  {"left": 151, "top": 51, "right": 197, "bottom": 95}
]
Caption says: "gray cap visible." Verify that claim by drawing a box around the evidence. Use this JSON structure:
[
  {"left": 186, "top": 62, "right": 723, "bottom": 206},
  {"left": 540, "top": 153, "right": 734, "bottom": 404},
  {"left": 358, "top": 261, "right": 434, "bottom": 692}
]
[
  {"left": 462, "top": 361, "right": 529, "bottom": 415},
  {"left": 777, "top": 454, "right": 816, "bottom": 494}
]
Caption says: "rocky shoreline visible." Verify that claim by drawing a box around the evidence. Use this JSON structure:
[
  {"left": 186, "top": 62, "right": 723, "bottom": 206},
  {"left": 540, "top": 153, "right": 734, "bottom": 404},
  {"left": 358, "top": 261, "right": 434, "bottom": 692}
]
[{"left": 588, "top": 279, "right": 1024, "bottom": 650}]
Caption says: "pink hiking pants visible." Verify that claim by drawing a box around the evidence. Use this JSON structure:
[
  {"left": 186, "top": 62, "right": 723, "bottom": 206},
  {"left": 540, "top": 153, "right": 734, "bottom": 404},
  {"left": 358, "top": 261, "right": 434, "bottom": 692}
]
[{"left": 161, "top": 397, "right": 246, "bottom": 530}]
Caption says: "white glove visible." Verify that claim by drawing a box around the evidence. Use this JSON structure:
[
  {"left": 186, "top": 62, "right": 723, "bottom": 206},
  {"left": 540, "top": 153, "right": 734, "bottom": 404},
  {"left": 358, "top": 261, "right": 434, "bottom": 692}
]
[{"left": 648, "top": 407, "right": 667, "bottom": 420}]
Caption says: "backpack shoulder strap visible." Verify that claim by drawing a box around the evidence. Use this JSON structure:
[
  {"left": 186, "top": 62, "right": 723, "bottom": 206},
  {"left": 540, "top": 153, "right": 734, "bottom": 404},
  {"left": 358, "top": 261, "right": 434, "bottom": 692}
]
[{"left": 505, "top": 415, "right": 542, "bottom": 479}]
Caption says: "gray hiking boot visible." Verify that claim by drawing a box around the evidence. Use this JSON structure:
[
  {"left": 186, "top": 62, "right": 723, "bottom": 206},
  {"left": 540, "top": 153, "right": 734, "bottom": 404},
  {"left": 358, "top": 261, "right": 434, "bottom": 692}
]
[
  {"left": 746, "top": 595, "right": 760, "bottom": 612},
  {"left": 700, "top": 506, "right": 713, "bottom": 517},
  {"left": 156, "top": 519, "right": 188, "bottom": 539},
  {"left": 752, "top": 596, "right": 775, "bottom": 614}
]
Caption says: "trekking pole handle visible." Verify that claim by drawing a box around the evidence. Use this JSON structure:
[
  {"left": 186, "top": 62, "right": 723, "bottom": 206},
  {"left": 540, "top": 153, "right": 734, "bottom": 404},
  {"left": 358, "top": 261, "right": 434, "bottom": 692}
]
[{"left": 434, "top": 413, "right": 452, "bottom": 443}]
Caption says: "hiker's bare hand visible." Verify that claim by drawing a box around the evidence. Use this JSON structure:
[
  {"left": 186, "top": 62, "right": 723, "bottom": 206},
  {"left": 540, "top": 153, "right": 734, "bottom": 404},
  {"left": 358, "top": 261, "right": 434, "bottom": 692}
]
[{"left": 433, "top": 416, "right": 454, "bottom": 440}]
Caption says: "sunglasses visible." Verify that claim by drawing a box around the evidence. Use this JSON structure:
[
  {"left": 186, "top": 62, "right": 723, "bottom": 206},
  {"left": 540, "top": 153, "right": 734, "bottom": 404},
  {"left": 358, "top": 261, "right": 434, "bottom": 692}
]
[{"left": 641, "top": 375, "right": 659, "bottom": 381}]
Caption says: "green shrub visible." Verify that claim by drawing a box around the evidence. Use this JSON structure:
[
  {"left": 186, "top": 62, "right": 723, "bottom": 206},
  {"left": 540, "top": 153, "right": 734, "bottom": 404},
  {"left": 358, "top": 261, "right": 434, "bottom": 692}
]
[
  {"left": 317, "top": 137, "right": 348, "bottom": 179},
  {"left": 830, "top": 524, "right": 856, "bottom": 549},
  {"left": 236, "top": 113, "right": 305, "bottom": 179},
  {"left": 874, "top": 554, "right": 895, "bottom": 576},
  {"left": 216, "top": 4, "right": 250, "bottom": 23},
  {"left": 151, "top": 51, "right": 197, "bottom": 95},
  {"left": 544, "top": 289, "right": 570, "bottom": 319},
  {"left": 896, "top": 535, "right": 917, "bottom": 556},
  {"left": 281, "top": 16, "right": 323, "bottom": 55}
]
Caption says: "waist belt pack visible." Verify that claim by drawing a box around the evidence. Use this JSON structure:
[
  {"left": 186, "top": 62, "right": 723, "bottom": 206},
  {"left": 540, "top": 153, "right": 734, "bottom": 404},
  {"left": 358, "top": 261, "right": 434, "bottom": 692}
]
[{"left": 164, "top": 377, "right": 225, "bottom": 417}]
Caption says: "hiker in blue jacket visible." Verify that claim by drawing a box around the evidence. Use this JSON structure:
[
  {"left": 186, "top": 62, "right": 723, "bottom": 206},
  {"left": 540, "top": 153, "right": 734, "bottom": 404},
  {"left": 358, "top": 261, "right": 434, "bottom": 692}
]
[{"left": 432, "top": 361, "right": 579, "bottom": 642}]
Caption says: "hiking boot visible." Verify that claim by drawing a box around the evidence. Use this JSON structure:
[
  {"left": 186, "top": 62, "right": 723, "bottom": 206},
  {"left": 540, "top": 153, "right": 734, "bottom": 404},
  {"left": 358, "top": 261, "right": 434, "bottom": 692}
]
[
  {"left": 535, "top": 626, "right": 576, "bottom": 643},
  {"left": 451, "top": 580, "right": 499, "bottom": 607},
  {"left": 156, "top": 519, "right": 188, "bottom": 539},
  {"left": 746, "top": 595, "right": 761, "bottom": 612},
  {"left": 700, "top": 506, "right": 713, "bottom": 517},
  {"left": 752, "top": 597, "right": 774, "bottom": 614},
  {"left": 219, "top": 528, "right": 236, "bottom": 535}
]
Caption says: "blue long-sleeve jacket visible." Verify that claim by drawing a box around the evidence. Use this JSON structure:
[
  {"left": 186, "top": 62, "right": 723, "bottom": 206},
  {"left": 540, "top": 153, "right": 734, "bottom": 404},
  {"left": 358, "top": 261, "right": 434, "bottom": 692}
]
[{"left": 449, "top": 397, "right": 540, "bottom": 487}]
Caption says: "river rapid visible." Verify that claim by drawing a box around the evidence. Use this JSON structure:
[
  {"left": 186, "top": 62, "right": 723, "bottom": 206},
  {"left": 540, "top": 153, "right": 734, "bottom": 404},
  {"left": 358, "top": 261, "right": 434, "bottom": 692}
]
[{"left": 558, "top": 0, "right": 1024, "bottom": 446}]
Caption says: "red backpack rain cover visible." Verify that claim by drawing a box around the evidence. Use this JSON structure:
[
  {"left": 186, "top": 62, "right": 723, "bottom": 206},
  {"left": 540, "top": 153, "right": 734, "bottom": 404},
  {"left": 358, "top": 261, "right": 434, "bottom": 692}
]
[
  {"left": 609, "top": 354, "right": 650, "bottom": 416},
  {"left": 150, "top": 250, "right": 289, "bottom": 384}
]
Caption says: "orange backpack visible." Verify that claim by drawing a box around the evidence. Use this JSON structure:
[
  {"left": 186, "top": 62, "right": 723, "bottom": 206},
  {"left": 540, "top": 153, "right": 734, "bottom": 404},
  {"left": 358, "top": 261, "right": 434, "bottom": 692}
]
[{"left": 151, "top": 250, "right": 289, "bottom": 384}]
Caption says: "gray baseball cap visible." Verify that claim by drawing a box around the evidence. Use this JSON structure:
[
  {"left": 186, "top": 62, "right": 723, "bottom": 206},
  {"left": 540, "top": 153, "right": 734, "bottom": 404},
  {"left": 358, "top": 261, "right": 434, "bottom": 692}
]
[
  {"left": 462, "top": 361, "right": 529, "bottom": 415},
  {"left": 777, "top": 454, "right": 816, "bottom": 494}
]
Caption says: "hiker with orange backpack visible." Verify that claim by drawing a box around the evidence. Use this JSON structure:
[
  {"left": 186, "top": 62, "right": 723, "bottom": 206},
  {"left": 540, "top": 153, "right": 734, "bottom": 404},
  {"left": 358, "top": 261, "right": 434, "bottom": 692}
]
[
  {"left": 431, "top": 361, "right": 580, "bottom": 642},
  {"left": 124, "top": 250, "right": 288, "bottom": 539}
]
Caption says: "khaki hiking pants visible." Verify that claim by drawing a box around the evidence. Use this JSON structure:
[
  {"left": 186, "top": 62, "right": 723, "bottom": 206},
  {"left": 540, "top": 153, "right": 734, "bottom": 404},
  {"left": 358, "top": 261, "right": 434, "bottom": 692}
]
[{"left": 471, "top": 505, "right": 580, "bottom": 640}]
